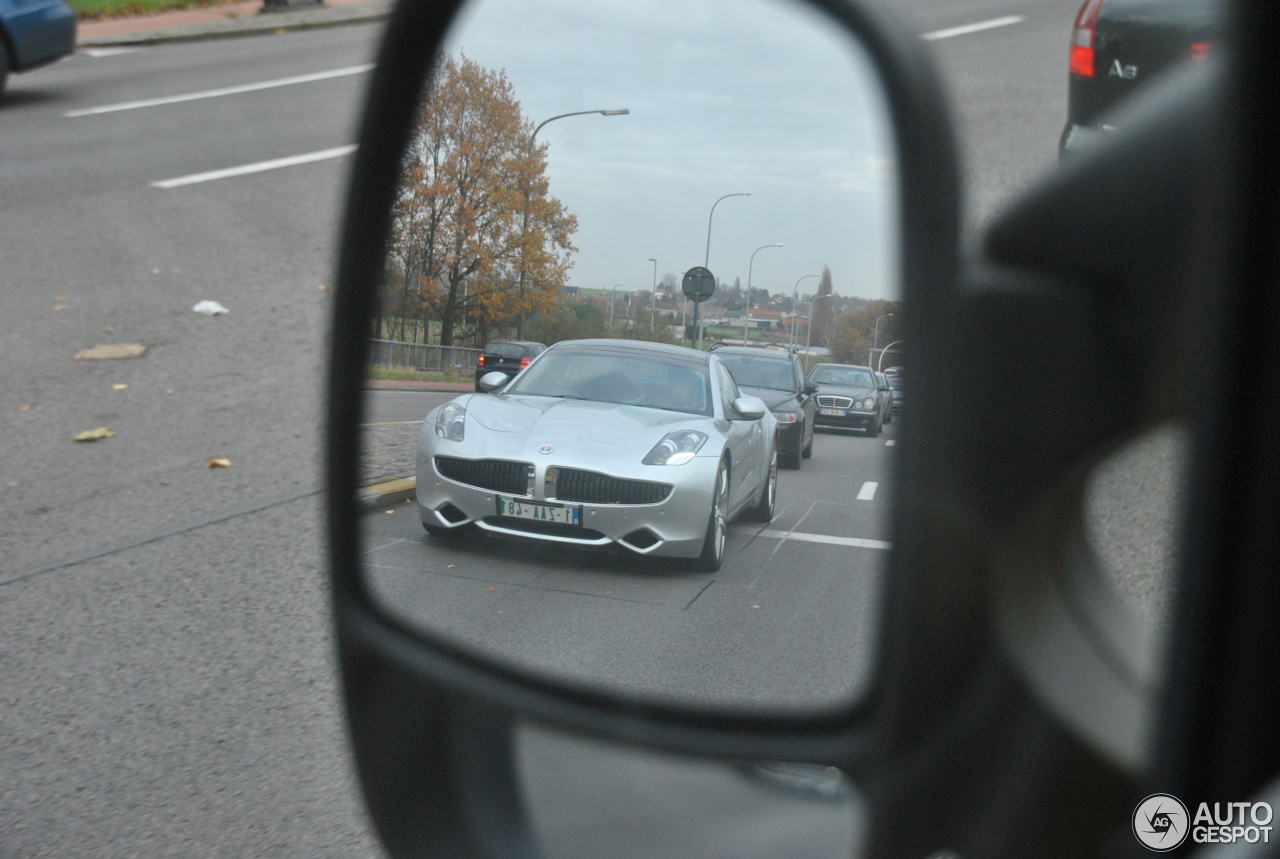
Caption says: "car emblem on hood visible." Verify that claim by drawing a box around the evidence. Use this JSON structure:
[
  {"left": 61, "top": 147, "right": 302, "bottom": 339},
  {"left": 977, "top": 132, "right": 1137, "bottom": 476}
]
[{"left": 539, "top": 445, "right": 554, "bottom": 455}]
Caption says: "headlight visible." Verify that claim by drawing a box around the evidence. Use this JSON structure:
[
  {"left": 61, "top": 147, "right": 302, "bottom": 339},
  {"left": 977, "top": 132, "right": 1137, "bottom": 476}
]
[
  {"left": 772, "top": 411, "right": 797, "bottom": 423},
  {"left": 435, "top": 402, "right": 467, "bottom": 442},
  {"left": 861, "top": 398, "right": 876, "bottom": 409},
  {"left": 643, "top": 430, "right": 708, "bottom": 466}
]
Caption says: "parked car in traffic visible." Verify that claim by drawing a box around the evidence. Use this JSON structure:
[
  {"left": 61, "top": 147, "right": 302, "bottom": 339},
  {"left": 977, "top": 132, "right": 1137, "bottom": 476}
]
[
  {"left": 807, "top": 363, "right": 884, "bottom": 437},
  {"left": 472, "top": 339, "right": 545, "bottom": 391},
  {"left": 0, "top": 0, "right": 76, "bottom": 98},
  {"left": 710, "top": 344, "right": 816, "bottom": 469},
  {"left": 423, "top": 339, "right": 777, "bottom": 572},
  {"left": 1060, "top": 0, "right": 1222, "bottom": 154}
]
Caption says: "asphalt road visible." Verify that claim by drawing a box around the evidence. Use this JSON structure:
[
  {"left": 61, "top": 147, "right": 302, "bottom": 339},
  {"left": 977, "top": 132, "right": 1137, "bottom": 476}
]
[
  {"left": 0, "top": 1, "right": 1182, "bottom": 857},
  {"left": 363, "top": 402, "right": 895, "bottom": 713}
]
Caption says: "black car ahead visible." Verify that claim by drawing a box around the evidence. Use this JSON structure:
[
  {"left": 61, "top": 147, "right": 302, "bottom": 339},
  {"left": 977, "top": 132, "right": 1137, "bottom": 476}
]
[
  {"left": 807, "top": 363, "right": 883, "bottom": 437},
  {"left": 1060, "top": 0, "right": 1222, "bottom": 154},
  {"left": 473, "top": 340, "right": 546, "bottom": 391},
  {"left": 886, "top": 372, "right": 904, "bottom": 417},
  {"left": 711, "top": 345, "right": 815, "bottom": 469}
]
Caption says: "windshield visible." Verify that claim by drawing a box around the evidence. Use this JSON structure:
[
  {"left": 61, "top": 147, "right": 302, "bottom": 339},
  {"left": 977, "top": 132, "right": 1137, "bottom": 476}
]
[
  {"left": 809, "top": 365, "right": 873, "bottom": 387},
  {"left": 506, "top": 349, "right": 713, "bottom": 416},
  {"left": 716, "top": 354, "right": 796, "bottom": 392}
]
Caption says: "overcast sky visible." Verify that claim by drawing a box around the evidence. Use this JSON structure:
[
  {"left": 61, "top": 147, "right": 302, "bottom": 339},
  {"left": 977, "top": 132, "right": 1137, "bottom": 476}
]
[{"left": 439, "top": 0, "right": 900, "bottom": 302}]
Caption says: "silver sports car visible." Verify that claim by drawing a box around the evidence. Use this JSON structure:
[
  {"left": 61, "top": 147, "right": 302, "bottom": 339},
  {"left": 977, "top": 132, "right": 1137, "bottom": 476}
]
[{"left": 416, "top": 339, "right": 778, "bottom": 571}]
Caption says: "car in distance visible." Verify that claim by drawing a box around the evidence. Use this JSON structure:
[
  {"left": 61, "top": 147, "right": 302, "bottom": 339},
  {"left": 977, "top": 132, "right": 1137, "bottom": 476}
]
[
  {"left": 886, "top": 372, "right": 904, "bottom": 417},
  {"left": 1060, "top": 0, "right": 1222, "bottom": 154},
  {"left": 874, "top": 370, "right": 893, "bottom": 426},
  {"left": 0, "top": 0, "right": 76, "bottom": 97},
  {"left": 709, "top": 344, "right": 816, "bottom": 469},
  {"left": 807, "top": 363, "right": 884, "bottom": 437},
  {"left": 472, "top": 339, "right": 545, "bottom": 391},
  {"left": 420, "top": 339, "right": 777, "bottom": 572}
]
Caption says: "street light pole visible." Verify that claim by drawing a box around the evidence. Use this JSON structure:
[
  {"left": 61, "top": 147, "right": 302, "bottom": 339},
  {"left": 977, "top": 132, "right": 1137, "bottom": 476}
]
[
  {"left": 648, "top": 258, "right": 657, "bottom": 333},
  {"left": 805, "top": 293, "right": 834, "bottom": 372},
  {"left": 696, "top": 192, "right": 750, "bottom": 350},
  {"left": 516, "top": 108, "right": 629, "bottom": 338},
  {"left": 869, "top": 313, "right": 894, "bottom": 366},
  {"left": 877, "top": 339, "right": 904, "bottom": 372},
  {"left": 790, "top": 273, "right": 821, "bottom": 348},
  {"left": 745, "top": 243, "right": 781, "bottom": 345},
  {"left": 609, "top": 283, "right": 623, "bottom": 329}
]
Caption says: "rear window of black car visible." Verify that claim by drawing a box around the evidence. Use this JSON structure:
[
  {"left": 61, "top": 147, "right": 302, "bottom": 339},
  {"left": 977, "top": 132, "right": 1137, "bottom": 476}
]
[
  {"left": 717, "top": 354, "right": 796, "bottom": 391},
  {"left": 485, "top": 342, "right": 530, "bottom": 359}
]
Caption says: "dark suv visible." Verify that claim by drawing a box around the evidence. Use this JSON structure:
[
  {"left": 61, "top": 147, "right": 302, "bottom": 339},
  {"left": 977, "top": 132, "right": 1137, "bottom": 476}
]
[
  {"left": 1060, "top": 0, "right": 1222, "bottom": 154},
  {"left": 711, "top": 345, "right": 816, "bottom": 469},
  {"left": 473, "top": 340, "right": 545, "bottom": 391}
]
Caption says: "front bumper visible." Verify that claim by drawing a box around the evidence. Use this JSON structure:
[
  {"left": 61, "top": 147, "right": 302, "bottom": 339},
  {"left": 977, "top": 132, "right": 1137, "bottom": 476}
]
[
  {"left": 415, "top": 449, "right": 719, "bottom": 559},
  {"left": 814, "top": 408, "right": 877, "bottom": 430}
]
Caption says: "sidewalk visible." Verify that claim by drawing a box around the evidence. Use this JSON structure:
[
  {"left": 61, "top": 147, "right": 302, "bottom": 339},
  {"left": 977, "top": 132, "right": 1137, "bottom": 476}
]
[{"left": 76, "top": 0, "right": 390, "bottom": 47}]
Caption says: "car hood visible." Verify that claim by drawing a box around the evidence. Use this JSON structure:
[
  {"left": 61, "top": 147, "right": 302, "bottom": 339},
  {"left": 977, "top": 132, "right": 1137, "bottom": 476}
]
[
  {"left": 813, "top": 383, "right": 875, "bottom": 399},
  {"left": 739, "top": 386, "right": 797, "bottom": 409},
  {"left": 465, "top": 393, "right": 705, "bottom": 449}
]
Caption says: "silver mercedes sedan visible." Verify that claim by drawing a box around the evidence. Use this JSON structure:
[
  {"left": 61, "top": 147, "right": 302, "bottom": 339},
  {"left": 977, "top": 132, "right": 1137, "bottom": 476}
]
[{"left": 416, "top": 339, "right": 778, "bottom": 571}]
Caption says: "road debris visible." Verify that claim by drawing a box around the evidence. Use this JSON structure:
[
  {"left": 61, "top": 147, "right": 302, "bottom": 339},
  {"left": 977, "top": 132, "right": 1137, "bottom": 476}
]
[
  {"left": 208, "top": 457, "right": 231, "bottom": 468},
  {"left": 74, "top": 427, "right": 116, "bottom": 442},
  {"left": 74, "top": 343, "right": 146, "bottom": 360},
  {"left": 193, "top": 300, "right": 229, "bottom": 316}
]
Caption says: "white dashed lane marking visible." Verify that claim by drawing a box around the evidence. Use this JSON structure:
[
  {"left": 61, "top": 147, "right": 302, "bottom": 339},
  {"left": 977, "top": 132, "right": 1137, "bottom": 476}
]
[
  {"left": 921, "top": 15, "right": 1024, "bottom": 41},
  {"left": 65, "top": 64, "right": 374, "bottom": 117},
  {"left": 756, "top": 530, "right": 892, "bottom": 551},
  {"left": 151, "top": 145, "right": 357, "bottom": 188},
  {"left": 857, "top": 481, "right": 878, "bottom": 501}
]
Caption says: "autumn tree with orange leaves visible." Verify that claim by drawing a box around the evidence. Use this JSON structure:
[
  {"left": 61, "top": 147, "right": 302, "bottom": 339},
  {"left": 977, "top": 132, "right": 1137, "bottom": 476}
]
[{"left": 386, "top": 56, "right": 577, "bottom": 347}]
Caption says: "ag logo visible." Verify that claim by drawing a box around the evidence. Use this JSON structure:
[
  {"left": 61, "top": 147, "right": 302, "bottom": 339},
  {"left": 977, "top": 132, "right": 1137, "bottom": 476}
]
[{"left": 1134, "top": 794, "right": 1190, "bottom": 851}]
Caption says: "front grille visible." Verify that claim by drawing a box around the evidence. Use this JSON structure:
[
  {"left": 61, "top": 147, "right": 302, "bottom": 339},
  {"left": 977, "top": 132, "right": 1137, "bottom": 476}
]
[
  {"left": 549, "top": 468, "right": 672, "bottom": 505},
  {"left": 435, "top": 456, "right": 532, "bottom": 496},
  {"left": 818, "top": 395, "right": 854, "bottom": 409}
]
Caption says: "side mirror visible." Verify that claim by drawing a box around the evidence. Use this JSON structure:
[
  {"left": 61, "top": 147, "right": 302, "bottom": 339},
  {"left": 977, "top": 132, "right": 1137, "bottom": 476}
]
[
  {"left": 803, "top": 381, "right": 819, "bottom": 395},
  {"left": 731, "top": 395, "right": 767, "bottom": 421},
  {"left": 477, "top": 371, "right": 508, "bottom": 392}
]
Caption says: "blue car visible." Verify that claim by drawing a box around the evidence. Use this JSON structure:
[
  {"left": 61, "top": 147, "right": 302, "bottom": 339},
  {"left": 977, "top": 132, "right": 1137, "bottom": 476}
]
[{"left": 1, "top": 0, "right": 77, "bottom": 97}]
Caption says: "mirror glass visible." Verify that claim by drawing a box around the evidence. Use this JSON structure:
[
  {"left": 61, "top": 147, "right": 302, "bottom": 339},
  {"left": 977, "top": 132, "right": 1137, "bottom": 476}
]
[{"left": 359, "top": 0, "right": 899, "bottom": 714}]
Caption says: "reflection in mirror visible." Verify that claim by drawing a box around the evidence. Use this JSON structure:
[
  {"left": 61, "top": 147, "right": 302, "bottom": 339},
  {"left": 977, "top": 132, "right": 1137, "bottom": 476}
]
[{"left": 359, "top": 0, "right": 899, "bottom": 714}]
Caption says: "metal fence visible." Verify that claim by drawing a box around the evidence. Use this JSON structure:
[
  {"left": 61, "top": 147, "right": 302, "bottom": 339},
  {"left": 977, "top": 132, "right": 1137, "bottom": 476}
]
[{"left": 369, "top": 340, "right": 481, "bottom": 374}]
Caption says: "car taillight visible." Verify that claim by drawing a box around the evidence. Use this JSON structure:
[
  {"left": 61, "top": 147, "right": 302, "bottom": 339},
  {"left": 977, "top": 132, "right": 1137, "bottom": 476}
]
[
  {"left": 1069, "top": 0, "right": 1106, "bottom": 78},
  {"left": 1190, "top": 42, "right": 1211, "bottom": 63},
  {"left": 477, "top": 356, "right": 485, "bottom": 366},
  {"left": 519, "top": 357, "right": 531, "bottom": 369}
]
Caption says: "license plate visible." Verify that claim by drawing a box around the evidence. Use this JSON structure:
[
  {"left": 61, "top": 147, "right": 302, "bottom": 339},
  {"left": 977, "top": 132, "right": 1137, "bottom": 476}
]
[
  {"left": 496, "top": 497, "right": 581, "bottom": 525},
  {"left": 820, "top": 408, "right": 847, "bottom": 417}
]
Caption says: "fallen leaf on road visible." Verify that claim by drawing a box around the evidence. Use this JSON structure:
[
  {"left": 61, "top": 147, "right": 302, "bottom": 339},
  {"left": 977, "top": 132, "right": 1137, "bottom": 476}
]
[
  {"left": 487, "top": 585, "right": 495, "bottom": 592},
  {"left": 17, "top": 405, "right": 32, "bottom": 412},
  {"left": 112, "top": 384, "right": 128, "bottom": 391},
  {"left": 317, "top": 284, "right": 328, "bottom": 292},
  {"left": 55, "top": 295, "right": 69, "bottom": 301},
  {"left": 193, "top": 300, "right": 229, "bottom": 316},
  {"left": 54, "top": 305, "right": 67, "bottom": 311},
  {"left": 160, "top": 481, "right": 170, "bottom": 486},
  {"left": 208, "top": 457, "right": 231, "bottom": 468},
  {"left": 75, "top": 343, "right": 146, "bottom": 360},
  {"left": 74, "top": 427, "right": 116, "bottom": 442}
]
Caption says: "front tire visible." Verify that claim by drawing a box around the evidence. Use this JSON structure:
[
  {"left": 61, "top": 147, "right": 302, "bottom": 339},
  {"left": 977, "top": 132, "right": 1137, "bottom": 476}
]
[
  {"left": 694, "top": 460, "right": 729, "bottom": 571},
  {"left": 745, "top": 447, "right": 777, "bottom": 523},
  {"left": 801, "top": 425, "right": 813, "bottom": 459},
  {"left": 867, "top": 417, "right": 880, "bottom": 438}
]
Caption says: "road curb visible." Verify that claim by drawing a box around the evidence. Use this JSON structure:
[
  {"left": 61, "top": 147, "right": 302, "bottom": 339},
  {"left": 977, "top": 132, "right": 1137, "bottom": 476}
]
[
  {"left": 360, "top": 476, "right": 415, "bottom": 508},
  {"left": 76, "top": 0, "right": 390, "bottom": 47}
]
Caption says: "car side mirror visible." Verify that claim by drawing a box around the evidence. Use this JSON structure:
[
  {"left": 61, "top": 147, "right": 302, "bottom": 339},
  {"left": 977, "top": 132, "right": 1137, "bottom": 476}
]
[
  {"left": 477, "top": 371, "right": 508, "bottom": 392},
  {"left": 731, "top": 395, "right": 767, "bottom": 421},
  {"left": 803, "top": 381, "right": 819, "bottom": 395}
]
